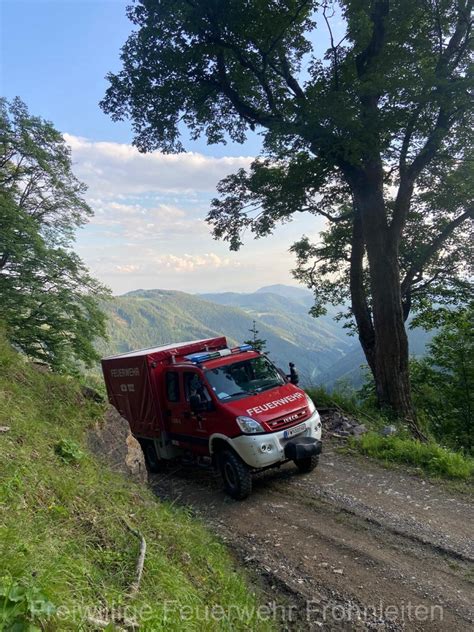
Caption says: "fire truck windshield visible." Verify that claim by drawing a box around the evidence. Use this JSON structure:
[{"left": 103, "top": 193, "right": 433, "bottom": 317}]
[{"left": 205, "top": 356, "right": 285, "bottom": 401}]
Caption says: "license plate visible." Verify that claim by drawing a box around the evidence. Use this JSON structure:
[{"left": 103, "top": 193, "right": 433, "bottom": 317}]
[{"left": 284, "top": 422, "right": 306, "bottom": 439}]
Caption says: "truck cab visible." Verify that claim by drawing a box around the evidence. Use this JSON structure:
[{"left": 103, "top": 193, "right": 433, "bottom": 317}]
[{"left": 102, "top": 338, "right": 322, "bottom": 499}]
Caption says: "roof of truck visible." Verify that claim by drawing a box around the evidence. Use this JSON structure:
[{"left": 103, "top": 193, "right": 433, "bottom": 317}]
[
  {"left": 198, "top": 350, "right": 260, "bottom": 370},
  {"left": 102, "top": 337, "right": 227, "bottom": 360}
]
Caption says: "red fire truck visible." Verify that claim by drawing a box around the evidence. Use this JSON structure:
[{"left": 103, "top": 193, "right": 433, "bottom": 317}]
[{"left": 102, "top": 337, "right": 322, "bottom": 499}]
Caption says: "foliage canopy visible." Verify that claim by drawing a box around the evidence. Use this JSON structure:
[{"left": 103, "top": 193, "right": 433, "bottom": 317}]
[{"left": 0, "top": 98, "right": 109, "bottom": 371}]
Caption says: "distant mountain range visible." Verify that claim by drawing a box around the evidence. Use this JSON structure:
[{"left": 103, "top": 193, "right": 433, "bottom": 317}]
[{"left": 97, "top": 285, "right": 432, "bottom": 388}]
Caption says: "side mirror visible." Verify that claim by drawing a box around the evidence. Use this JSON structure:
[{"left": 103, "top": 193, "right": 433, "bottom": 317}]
[{"left": 288, "top": 362, "right": 299, "bottom": 386}]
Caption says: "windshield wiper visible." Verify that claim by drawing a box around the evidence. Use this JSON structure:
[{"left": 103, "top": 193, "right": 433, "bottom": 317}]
[
  {"left": 256, "top": 383, "right": 282, "bottom": 393},
  {"left": 221, "top": 390, "right": 257, "bottom": 400}
]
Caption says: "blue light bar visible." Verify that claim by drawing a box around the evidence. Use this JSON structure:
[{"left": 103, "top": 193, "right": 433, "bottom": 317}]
[
  {"left": 239, "top": 344, "right": 253, "bottom": 351},
  {"left": 185, "top": 351, "right": 221, "bottom": 364},
  {"left": 185, "top": 345, "right": 253, "bottom": 364},
  {"left": 230, "top": 344, "right": 254, "bottom": 353}
]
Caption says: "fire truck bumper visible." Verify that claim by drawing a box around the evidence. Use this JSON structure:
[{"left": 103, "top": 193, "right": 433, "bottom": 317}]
[{"left": 230, "top": 410, "right": 322, "bottom": 469}]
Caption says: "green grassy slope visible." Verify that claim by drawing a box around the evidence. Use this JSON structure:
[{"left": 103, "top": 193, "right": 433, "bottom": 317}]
[{"left": 0, "top": 335, "right": 272, "bottom": 631}]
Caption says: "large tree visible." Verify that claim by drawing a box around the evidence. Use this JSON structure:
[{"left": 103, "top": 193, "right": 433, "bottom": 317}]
[
  {"left": 0, "top": 98, "right": 109, "bottom": 371},
  {"left": 101, "top": 0, "right": 473, "bottom": 434}
]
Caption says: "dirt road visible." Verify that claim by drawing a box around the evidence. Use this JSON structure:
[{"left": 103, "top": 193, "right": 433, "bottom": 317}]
[{"left": 151, "top": 440, "right": 473, "bottom": 631}]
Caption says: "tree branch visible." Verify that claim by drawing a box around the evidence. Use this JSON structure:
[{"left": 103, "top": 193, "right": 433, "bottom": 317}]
[
  {"left": 205, "top": 52, "right": 282, "bottom": 130},
  {"left": 275, "top": 54, "right": 307, "bottom": 100},
  {"left": 391, "top": 1, "right": 473, "bottom": 237},
  {"left": 206, "top": 35, "right": 280, "bottom": 114},
  {"left": 355, "top": 0, "right": 390, "bottom": 80},
  {"left": 301, "top": 205, "right": 353, "bottom": 223},
  {"left": 401, "top": 206, "right": 474, "bottom": 296},
  {"left": 323, "top": 2, "right": 340, "bottom": 89},
  {"left": 398, "top": 101, "right": 425, "bottom": 175}
]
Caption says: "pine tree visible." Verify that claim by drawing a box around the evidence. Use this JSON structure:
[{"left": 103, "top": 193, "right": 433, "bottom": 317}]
[{"left": 244, "top": 321, "right": 268, "bottom": 354}]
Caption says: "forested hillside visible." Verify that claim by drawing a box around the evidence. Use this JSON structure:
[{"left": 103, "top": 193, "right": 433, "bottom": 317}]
[
  {"left": 97, "top": 288, "right": 352, "bottom": 383},
  {"left": 97, "top": 286, "right": 432, "bottom": 387}
]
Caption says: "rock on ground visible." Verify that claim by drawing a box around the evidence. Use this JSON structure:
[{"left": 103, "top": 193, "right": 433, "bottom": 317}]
[{"left": 87, "top": 406, "right": 147, "bottom": 484}]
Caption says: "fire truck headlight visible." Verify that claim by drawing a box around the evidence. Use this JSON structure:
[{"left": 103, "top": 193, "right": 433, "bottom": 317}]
[
  {"left": 236, "top": 416, "right": 265, "bottom": 434},
  {"left": 306, "top": 395, "right": 316, "bottom": 414}
]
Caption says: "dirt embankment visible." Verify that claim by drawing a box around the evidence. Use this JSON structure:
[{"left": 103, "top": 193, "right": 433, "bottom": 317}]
[{"left": 92, "top": 409, "right": 473, "bottom": 631}]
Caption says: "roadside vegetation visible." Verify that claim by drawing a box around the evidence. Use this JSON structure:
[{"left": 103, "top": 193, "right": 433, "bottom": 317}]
[
  {"left": 352, "top": 433, "right": 474, "bottom": 480},
  {"left": 0, "top": 334, "right": 272, "bottom": 631},
  {"left": 306, "top": 384, "right": 474, "bottom": 481}
]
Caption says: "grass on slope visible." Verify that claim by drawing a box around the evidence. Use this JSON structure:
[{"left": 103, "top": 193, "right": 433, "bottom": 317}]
[
  {"left": 351, "top": 432, "right": 474, "bottom": 480},
  {"left": 0, "top": 335, "right": 273, "bottom": 631}
]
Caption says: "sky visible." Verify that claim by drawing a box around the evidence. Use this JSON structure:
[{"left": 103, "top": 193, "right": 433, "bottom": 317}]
[{"left": 1, "top": 0, "right": 327, "bottom": 295}]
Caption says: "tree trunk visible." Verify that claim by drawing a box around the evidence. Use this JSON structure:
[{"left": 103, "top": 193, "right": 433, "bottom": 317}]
[
  {"left": 351, "top": 171, "right": 426, "bottom": 440},
  {"left": 349, "top": 205, "right": 376, "bottom": 376}
]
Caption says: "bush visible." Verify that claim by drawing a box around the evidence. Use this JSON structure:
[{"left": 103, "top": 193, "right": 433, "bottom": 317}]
[
  {"left": 54, "top": 438, "right": 84, "bottom": 463},
  {"left": 0, "top": 576, "right": 56, "bottom": 630}
]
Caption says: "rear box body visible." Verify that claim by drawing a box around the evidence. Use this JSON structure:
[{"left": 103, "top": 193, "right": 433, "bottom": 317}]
[{"left": 101, "top": 337, "right": 227, "bottom": 438}]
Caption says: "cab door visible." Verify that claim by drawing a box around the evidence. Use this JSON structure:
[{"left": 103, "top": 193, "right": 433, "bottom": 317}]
[{"left": 163, "top": 367, "right": 212, "bottom": 454}]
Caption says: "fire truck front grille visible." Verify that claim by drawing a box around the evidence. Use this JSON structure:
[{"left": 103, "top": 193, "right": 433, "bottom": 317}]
[{"left": 267, "top": 407, "right": 309, "bottom": 431}]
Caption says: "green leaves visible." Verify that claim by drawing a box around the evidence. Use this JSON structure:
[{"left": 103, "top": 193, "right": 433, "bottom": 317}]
[
  {"left": 0, "top": 98, "right": 110, "bottom": 372},
  {"left": 54, "top": 439, "right": 85, "bottom": 464},
  {"left": 101, "top": 0, "right": 317, "bottom": 152},
  {"left": 410, "top": 306, "right": 474, "bottom": 453}
]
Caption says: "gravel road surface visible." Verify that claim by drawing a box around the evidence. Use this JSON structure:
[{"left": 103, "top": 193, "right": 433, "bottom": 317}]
[{"left": 151, "top": 440, "right": 474, "bottom": 631}]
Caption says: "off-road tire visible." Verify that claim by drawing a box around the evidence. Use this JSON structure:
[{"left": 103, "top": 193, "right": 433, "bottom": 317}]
[
  {"left": 294, "top": 454, "right": 319, "bottom": 473},
  {"left": 140, "top": 440, "right": 161, "bottom": 473},
  {"left": 219, "top": 450, "right": 252, "bottom": 500}
]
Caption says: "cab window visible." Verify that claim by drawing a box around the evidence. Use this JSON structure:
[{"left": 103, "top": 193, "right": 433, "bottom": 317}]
[
  {"left": 184, "top": 372, "right": 212, "bottom": 403},
  {"left": 165, "top": 371, "right": 180, "bottom": 402},
  {"left": 205, "top": 356, "right": 284, "bottom": 401}
]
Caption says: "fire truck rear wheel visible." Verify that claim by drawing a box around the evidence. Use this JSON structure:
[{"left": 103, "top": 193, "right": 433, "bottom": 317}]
[
  {"left": 219, "top": 450, "right": 252, "bottom": 500},
  {"left": 141, "top": 440, "right": 161, "bottom": 473},
  {"left": 294, "top": 455, "right": 319, "bottom": 473}
]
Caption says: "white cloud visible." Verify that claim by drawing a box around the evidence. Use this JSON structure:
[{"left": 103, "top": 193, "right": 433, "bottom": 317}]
[
  {"left": 114, "top": 264, "right": 140, "bottom": 274},
  {"left": 84, "top": 198, "right": 209, "bottom": 242},
  {"left": 65, "top": 134, "right": 253, "bottom": 197},
  {"left": 67, "top": 133, "right": 324, "bottom": 294},
  {"left": 107, "top": 252, "right": 238, "bottom": 275},
  {"left": 153, "top": 253, "right": 238, "bottom": 272}
]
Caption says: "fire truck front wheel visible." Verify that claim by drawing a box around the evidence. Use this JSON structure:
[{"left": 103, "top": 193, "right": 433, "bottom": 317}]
[{"left": 219, "top": 450, "right": 252, "bottom": 500}]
